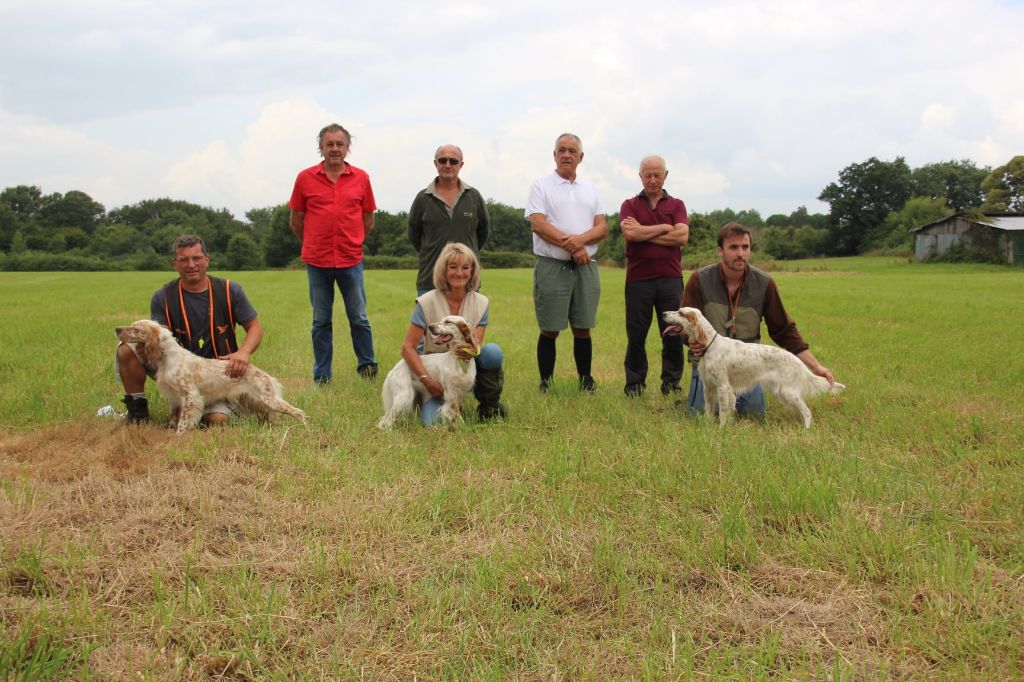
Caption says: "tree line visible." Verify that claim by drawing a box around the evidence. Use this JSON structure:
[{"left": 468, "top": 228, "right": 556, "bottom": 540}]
[{"left": 1, "top": 155, "right": 1020, "bottom": 271}]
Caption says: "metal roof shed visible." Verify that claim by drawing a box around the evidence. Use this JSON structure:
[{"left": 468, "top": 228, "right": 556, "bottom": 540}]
[{"left": 911, "top": 213, "right": 1024, "bottom": 265}]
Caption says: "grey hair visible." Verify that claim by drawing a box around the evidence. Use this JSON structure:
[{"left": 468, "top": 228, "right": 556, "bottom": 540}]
[
  {"left": 554, "top": 133, "right": 583, "bottom": 151},
  {"left": 434, "top": 144, "right": 464, "bottom": 159},
  {"left": 318, "top": 123, "right": 353, "bottom": 150},
  {"left": 639, "top": 155, "right": 667, "bottom": 172},
  {"left": 432, "top": 242, "right": 481, "bottom": 292},
  {"left": 171, "top": 234, "right": 208, "bottom": 257}
]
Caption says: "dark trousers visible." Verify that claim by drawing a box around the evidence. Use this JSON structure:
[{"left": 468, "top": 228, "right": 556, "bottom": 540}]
[{"left": 624, "top": 277, "right": 684, "bottom": 387}]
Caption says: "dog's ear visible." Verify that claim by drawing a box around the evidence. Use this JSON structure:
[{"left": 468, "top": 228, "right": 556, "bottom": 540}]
[
  {"left": 141, "top": 323, "right": 162, "bottom": 364},
  {"left": 456, "top": 320, "right": 479, "bottom": 352},
  {"left": 683, "top": 310, "right": 707, "bottom": 346}
]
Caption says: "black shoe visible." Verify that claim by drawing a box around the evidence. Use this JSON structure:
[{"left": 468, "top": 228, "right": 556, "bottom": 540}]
[
  {"left": 358, "top": 364, "right": 379, "bottom": 379},
  {"left": 661, "top": 382, "right": 682, "bottom": 396},
  {"left": 122, "top": 394, "right": 150, "bottom": 424},
  {"left": 477, "top": 402, "right": 508, "bottom": 421},
  {"left": 539, "top": 377, "right": 553, "bottom": 393},
  {"left": 314, "top": 377, "right": 331, "bottom": 387},
  {"left": 624, "top": 382, "right": 645, "bottom": 398},
  {"left": 579, "top": 375, "right": 597, "bottom": 393}
]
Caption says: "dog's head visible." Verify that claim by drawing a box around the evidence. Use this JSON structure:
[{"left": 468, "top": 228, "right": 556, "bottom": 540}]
[
  {"left": 662, "top": 307, "right": 709, "bottom": 346},
  {"left": 427, "top": 315, "right": 479, "bottom": 354},
  {"left": 116, "top": 319, "right": 168, "bottom": 365}
]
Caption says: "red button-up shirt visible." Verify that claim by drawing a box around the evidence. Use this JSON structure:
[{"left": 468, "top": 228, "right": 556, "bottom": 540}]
[{"left": 289, "top": 161, "right": 377, "bottom": 268}]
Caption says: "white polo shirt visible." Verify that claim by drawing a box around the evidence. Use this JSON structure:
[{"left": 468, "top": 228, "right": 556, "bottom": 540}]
[{"left": 525, "top": 171, "right": 605, "bottom": 260}]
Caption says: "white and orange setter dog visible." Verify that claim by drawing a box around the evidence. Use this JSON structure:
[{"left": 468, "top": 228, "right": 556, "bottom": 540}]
[
  {"left": 377, "top": 315, "right": 479, "bottom": 429},
  {"left": 115, "top": 319, "right": 306, "bottom": 433},
  {"left": 663, "top": 307, "right": 844, "bottom": 428}
]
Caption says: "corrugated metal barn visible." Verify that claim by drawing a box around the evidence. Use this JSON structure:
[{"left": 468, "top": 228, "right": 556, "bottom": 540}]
[{"left": 912, "top": 213, "right": 1024, "bottom": 265}]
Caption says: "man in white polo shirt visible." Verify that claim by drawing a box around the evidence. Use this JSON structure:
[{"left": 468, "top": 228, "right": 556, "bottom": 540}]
[{"left": 525, "top": 133, "right": 608, "bottom": 393}]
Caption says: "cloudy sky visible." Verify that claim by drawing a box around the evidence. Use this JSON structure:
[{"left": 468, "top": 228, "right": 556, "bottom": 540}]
[{"left": 2, "top": 0, "right": 1022, "bottom": 221}]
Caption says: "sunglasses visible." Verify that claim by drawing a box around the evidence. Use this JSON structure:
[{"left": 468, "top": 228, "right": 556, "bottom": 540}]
[{"left": 435, "top": 157, "right": 462, "bottom": 166}]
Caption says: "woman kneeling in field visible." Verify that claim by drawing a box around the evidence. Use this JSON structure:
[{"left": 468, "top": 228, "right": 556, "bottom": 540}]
[{"left": 399, "top": 242, "right": 507, "bottom": 425}]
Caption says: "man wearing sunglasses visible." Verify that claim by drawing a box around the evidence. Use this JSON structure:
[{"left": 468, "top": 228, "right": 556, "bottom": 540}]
[{"left": 408, "top": 144, "right": 490, "bottom": 295}]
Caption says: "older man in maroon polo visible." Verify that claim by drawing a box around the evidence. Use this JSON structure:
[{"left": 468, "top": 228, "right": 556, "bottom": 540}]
[{"left": 619, "top": 154, "right": 689, "bottom": 397}]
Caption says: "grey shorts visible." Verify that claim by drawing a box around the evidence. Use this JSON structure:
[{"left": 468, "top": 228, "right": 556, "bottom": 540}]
[
  {"left": 115, "top": 342, "right": 235, "bottom": 417},
  {"left": 533, "top": 256, "right": 601, "bottom": 332}
]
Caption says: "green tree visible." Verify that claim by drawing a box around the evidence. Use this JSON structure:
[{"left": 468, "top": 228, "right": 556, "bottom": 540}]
[
  {"left": 263, "top": 205, "right": 301, "bottom": 267},
  {"left": 108, "top": 198, "right": 247, "bottom": 257},
  {"left": 244, "top": 206, "right": 276, "bottom": 246},
  {"left": 225, "top": 232, "right": 263, "bottom": 269},
  {"left": 734, "top": 208, "right": 764, "bottom": 227},
  {"left": 364, "top": 210, "right": 414, "bottom": 257},
  {"left": 981, "top": 156, "right": 1024, "bottom": 212},
  {"left": 787, "top": 205, "right": 828, "bottom": 231},
  {"left": 598, "top": 214, "right": 624, "bottom": 265},
  {"left": 10, "top": 229, "right": 28, "bottom": 254},
  {"left": 37, "top": 190, "right": 105, "bottom": 235},
  {"left": 911, "top": 159, "right": 988, "bottom": 212},
  {"left": 0, "top": 185, "right": 43, "bottom": 218},
  {"left": 685, "top": 212, "right": 717, "bottom": 251},
  {"left": 763, "top": 225, "right": 830, "bottom": 259},
  {"left": 878, "top": 197, "right": 952, "bottom": 250},
  {"left": 484, "top": 200, "right": 532, "bottom": 253},
  {"left": 818, "top": 157, "right": 913, "bottom": 255},
  {"left": 0, "top": 203, "right": 17, "bottom": 252},
  {"left": 91, "top": 224, "right": 145, "bottom": 258},
  {"left": 52, "top": 227, "right": 90, "bottom": 251}
]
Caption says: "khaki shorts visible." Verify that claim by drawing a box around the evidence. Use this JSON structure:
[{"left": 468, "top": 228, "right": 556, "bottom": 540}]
[
  {"left": 533, "top": 256, "right": 601, "bottom": 332},
  {"left": 115, "top": 342, "right": 234, "bottom": 417}
]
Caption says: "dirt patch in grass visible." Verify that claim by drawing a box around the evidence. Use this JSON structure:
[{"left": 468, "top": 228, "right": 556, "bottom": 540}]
[
  {"left": 0, "top": 421, "right": 170, "bottom": 481},
  {"left": 716, "top": 565, "right": 891, "bottom": 668}
]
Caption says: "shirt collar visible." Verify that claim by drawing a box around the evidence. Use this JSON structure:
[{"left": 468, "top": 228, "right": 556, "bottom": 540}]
[
  {"left": 316, "top": 161, "right": 351, "bottom": 176},
  {"left": 552, "top": 170, "right": 578, "bottom": 185},
  {"left": 636, "top": 189, "right": 671, "bottom": 201},
  {"left": 424, "top": 178, "right": 473, "bottom": 196}
]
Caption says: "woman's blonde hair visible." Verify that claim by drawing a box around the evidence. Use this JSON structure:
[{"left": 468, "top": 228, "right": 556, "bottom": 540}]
[{"left": 432, "top": 242, "right": 481, "bottom": 292}]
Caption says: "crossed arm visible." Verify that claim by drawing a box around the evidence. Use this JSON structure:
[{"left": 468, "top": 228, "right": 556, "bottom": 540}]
[
  {"left": 530, "top": 213, "right": 608, "bottom": 264},
  {"left": 621, "top": 216, "right": 689, "bottom": 247}
]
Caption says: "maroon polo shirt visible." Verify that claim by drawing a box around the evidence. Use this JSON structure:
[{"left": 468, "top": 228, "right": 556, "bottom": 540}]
[
  {"left": 289, "top": 161, "right": 377, "bottom": 268},
  {"left": 620, "top": 191, "right": 688, "bottom": 283}
]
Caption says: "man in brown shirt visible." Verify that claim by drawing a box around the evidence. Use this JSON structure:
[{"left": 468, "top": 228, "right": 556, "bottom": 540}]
[{"left": 681, "top": 222, "right": 835, "bottom": 417}]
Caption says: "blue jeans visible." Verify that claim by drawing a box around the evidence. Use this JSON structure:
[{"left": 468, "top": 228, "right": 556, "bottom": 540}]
[
  {"left": 307, "top": 263, "right": 377, "bottom": 382},
  {"left": 687, "top": 363, "right": 766, "bottom": 418},
  {"left": 421, "top": 343, "right": 503, "bottom": 426}
]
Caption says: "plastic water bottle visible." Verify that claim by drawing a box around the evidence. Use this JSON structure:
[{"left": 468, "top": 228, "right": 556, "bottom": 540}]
[{"left": 96, "top": 405, "right": 124, "bottom": 418}]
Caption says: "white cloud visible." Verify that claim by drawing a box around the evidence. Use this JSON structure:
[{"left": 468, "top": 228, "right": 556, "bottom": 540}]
[{"left": 2, "top": 0, "right": 1023, "bottom": 220}]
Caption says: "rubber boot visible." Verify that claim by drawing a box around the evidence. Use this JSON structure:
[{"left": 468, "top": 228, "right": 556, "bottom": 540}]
[
  {"left": 122, "top": 394, "right": 150, "bottom": 424},
  {"left": 474, "top": 366, "right": 508, "bottom": 421}
]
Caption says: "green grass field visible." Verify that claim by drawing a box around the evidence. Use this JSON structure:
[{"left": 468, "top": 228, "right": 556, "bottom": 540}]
[{"left": 1, "top": 259, "right": 1022, "bottom": 679}]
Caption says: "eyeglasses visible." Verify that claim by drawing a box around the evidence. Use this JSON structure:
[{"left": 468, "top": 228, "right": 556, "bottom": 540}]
[{"left": 435, "top": 157, "right": 462, "bottom": 166}]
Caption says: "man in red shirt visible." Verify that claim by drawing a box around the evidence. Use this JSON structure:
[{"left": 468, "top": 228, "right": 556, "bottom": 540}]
[
  {"left": 290, "top": 123, "right": 379, "bottom": 384},
  {"left": 620, "top": 155, "right": 689, "bottom": 397}
]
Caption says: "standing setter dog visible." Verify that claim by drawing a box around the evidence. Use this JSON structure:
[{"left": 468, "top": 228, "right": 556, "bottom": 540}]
[
  {"left": 377, "top": 315, "right": 479, "bottom": 429},
  {"left": 115, "top": 319, "right": 306, "bottom": 433},
  {"left": 662, "top": 307, "right": 844, "bottom": 428}
]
